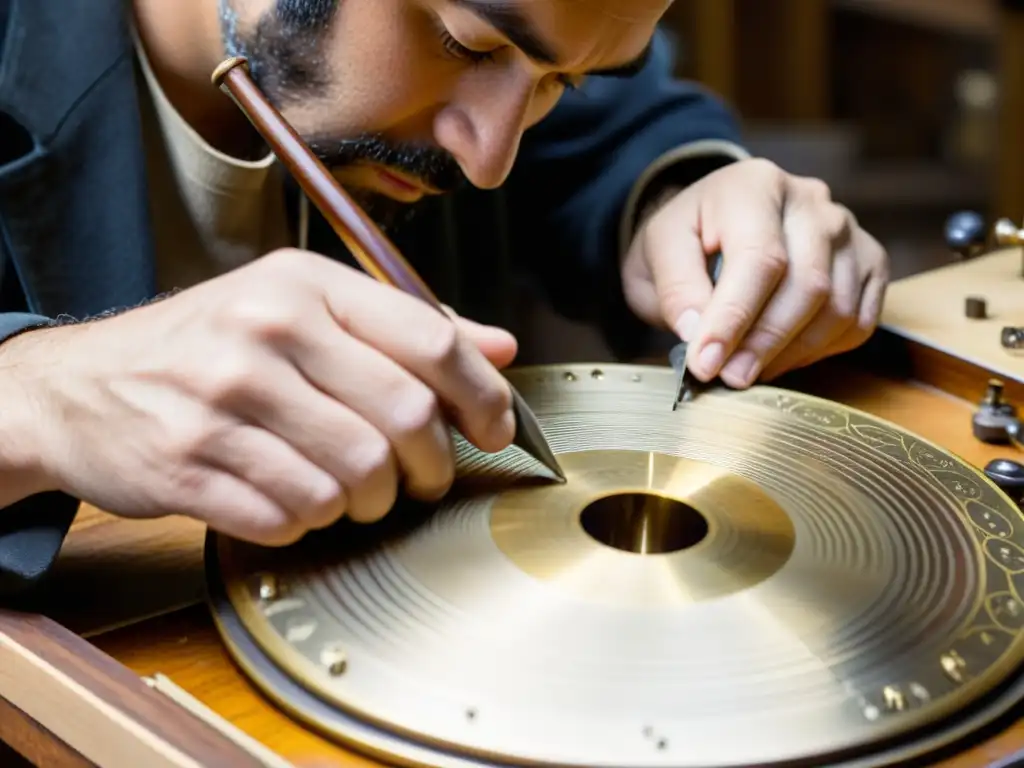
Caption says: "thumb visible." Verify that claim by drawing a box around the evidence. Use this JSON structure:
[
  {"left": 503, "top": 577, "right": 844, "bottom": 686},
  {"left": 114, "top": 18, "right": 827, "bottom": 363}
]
[
  {"left": 441, "top": 306, "right": 518, "bottom": 369},
  {"left": 644, "top": 216, "right": 717, "bottom": 343}
]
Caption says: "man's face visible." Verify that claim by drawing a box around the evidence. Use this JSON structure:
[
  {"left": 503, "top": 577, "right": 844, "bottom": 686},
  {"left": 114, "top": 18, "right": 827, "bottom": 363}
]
[{"left": 221, "top": 0, "right": 664, "bottom": 215}]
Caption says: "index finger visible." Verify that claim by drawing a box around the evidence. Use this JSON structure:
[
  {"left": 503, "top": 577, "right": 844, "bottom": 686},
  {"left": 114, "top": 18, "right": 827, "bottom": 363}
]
[
  {"left": 297, "top": 253, "right": 516, "bottom": 452},
  {"left": 687, "top": 202, "right": 789, "bottom": 381}
]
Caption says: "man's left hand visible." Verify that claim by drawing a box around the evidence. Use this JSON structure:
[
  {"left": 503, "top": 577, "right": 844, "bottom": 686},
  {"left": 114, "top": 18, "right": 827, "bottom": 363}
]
[{"left": 622, "top": 158, "right": 889, "bottom": 387}]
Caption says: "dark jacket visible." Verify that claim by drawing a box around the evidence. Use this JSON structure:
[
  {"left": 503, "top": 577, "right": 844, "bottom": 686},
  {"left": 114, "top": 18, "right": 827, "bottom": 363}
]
[{"left": 0, "top": 0, "right": 747, "bottom": 595}]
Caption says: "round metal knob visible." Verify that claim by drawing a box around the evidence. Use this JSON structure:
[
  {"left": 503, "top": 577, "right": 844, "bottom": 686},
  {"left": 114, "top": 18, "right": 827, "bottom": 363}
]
[
  {"left": 945, "top": 211, "right": 988, "bottom": 259},
  {"left": 994, "top": 218, "right": 1024, "bottom": 248},
  {"left": 985, "top": 458, "right": 1024, "bottom": 507}
]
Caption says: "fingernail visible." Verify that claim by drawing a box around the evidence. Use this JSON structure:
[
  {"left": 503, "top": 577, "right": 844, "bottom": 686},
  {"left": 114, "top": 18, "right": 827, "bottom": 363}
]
[
  {"left": 721, "top": 350, "right": 759, "bottom": 386},
  {"left": 696, "top": 342, "right": 724, "bottom": 376},
  {"left": 674, "top": 309, "right": 700, "bottom": 342}
]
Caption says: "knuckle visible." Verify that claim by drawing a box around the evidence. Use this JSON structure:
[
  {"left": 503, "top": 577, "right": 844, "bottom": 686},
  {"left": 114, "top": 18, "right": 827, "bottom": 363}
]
[
  {"left": 345, "top": 434, "right": 396, "bottom": 490},
  {"left": 758, "top": 244, "right": 790, "bottom": 276},
  {"left": 263, "top": 247, "right": 315, "bottom": 271},
  {"left": 387, "top": 386, "right": 441, "bottom": 440},
  {"left": 164, "top": 461, "right": 216, "bottom": 503},
  {"left": 800, "top": 176, "right": 833, "bottom": 202},
  {"left": 305, "top": 476, "right": 345, "bottom": 513},
  {"left": 715, "top": 300, "right": 758, "bottom": 338},
  {"left": 857, "top": 309, "right": 880, "bottom": 335},
  {"left": 223, "top": 295, "right": 305, "bottom": 345},
  {"left": 253, "top": 518, "right": 306, "bottom": 547},
  {"left": 304, "top": 492, "right": 347, "bottom": 530},
  {"left": 199, "top": 351, "right": 260, "bottom": 405},
  {"left": 747, "top": 157, "right": 782, "bottom": 179},
  {"left": 419, "top": 319, "right": 461, "bottom": 368},
  {"left": 476, "top": 377, "right": 513, "bottom": 423},
  {"left": 823, "top": 208, "right": 851, "bottom": 241},
  {"left": 746, "top": 321, "right": 791, "bottom": 353},
  {"left": 802, "top": 269, "right": 833, "bottom": 304},
  {"left": 165, "top": 416, "right": 223, "bottom": 464}
]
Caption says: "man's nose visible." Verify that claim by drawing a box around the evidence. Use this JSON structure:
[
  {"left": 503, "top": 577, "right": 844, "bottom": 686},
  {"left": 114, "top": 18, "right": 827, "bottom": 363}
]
[{"left": 435, "top": 85, "right": 535, "bottom": 190}]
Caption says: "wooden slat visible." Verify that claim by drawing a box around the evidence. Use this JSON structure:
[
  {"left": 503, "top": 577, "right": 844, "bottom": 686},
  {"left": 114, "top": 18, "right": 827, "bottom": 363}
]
[
  {"left": 0, "top": 610, "right": 271, "bottom": 768},
  {"left": 0, "top": 694, "right": 95, "bottom": 768},
  {"left": 876, "top": 246, "right": 1024, "bottom": 398}
]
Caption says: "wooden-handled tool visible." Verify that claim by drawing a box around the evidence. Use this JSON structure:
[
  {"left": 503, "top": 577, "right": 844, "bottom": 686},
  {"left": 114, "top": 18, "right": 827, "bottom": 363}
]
[{"left": 211, "top": 56, "right": 566, "bottom": 483}]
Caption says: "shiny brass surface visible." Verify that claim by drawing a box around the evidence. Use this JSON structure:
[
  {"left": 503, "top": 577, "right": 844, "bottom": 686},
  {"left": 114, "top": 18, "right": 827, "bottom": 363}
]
[{"left": 209, "top": 364, "right": 1024, "bottom": 768}]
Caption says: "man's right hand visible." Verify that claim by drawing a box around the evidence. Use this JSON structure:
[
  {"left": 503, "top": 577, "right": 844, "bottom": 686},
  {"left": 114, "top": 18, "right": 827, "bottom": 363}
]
[{"left": 3, "top": 249, "right": 518, "bottom": 546}]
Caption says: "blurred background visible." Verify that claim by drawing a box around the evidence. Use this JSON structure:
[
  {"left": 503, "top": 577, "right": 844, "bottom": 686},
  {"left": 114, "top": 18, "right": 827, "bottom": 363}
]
[{"left": 661, "top": 0, "right": 1023, "bottom": 280}]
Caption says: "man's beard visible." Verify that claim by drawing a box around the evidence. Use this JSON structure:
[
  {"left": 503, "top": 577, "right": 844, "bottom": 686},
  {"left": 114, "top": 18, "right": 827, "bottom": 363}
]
[
  {"left": 306, "top": 133, "right": 468, "bottom": 230},
  {"left": 218, "top": 0, "right": 468, "bottom": 232}
]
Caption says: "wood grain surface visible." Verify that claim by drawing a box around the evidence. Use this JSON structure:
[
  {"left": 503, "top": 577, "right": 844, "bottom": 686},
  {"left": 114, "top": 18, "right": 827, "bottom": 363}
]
[
  {"left": 60, "top": 362, "right": 1023, "bottom": 768},
  {"left": 0, "top": 693, "right": 94, "bottom": 768},
  {"left": 878, "top": 246, "right": 1024, "bottom": 393},
  {"left": 0, "top": 609, "right": 268, "bottom": 768},
  {"left": 6, "top": 511, "right": 207, "bottom": 638}
]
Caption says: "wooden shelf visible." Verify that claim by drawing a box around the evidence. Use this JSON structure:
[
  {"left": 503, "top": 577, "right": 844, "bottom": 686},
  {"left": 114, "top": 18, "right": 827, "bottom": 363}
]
[{"left": 832, "top": 0, "right": 997, "bottom": 38}]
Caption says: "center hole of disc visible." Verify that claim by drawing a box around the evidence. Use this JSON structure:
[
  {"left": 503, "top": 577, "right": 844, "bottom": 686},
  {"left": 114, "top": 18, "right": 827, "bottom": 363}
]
[{"left": 579, "top": 493, "right": 709, "bottom": 555}]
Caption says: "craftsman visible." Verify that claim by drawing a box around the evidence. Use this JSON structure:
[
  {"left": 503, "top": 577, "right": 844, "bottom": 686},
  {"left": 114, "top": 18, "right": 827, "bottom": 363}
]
[{"left": 0, "top": 0, "right": 888, "bottom": 593}]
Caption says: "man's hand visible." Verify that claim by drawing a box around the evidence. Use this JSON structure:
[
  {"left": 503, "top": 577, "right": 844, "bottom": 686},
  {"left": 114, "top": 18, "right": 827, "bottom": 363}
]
[
  {"left": 3, "top": 249, "right": 518, "bottom": 546},
  {"left": 622, "top": 158, "right": 889, "bottom": 387}
]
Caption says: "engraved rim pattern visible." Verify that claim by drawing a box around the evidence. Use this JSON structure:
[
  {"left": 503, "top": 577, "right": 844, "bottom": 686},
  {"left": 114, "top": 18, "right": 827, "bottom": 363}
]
[{"left": 211, "top": 364, "right": 1024, "bottom": 768}]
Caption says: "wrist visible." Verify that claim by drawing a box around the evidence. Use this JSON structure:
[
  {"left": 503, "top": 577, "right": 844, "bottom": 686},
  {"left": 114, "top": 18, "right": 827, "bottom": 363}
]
[{"left": 0, "top": 329, "right": 61, "bottom": 502}]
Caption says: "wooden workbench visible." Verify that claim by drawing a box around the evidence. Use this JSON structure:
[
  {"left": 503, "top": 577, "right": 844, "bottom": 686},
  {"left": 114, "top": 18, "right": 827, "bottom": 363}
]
[{"left": 2, "top": 249, "right": 1024, "bottom": 767}]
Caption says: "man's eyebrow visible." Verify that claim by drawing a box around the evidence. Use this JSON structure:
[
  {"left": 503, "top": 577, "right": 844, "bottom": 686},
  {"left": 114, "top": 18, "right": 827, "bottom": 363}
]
[
  {"left": 452, "top": 0, "right": 561, "bottom": 66},
  {"left": 451, "top": 1, "right": 652, "bottom": 79}
]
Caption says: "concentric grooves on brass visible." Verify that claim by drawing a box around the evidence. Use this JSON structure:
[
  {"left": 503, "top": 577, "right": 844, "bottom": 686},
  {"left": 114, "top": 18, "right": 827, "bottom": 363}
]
[{"left": 209, "top": 364, "right": 1024, "bottom": 768}]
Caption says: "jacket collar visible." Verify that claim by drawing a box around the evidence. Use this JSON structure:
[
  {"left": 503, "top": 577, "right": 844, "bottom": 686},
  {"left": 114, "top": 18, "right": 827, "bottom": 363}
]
[{"left": 0, "top": 0, "right": 156, "bottom": 319}]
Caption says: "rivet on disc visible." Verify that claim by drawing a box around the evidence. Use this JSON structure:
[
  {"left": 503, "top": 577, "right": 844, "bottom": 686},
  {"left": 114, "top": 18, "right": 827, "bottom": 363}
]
[
  {"left": 466, "top": 708, "right": 477, "bottom": 721},
  {"left": 320, "top": 644, "right": 348, "bottom": 676},
  {"left": 591, "top": 369, "right": 604, "bottom": 379},
  {"left": 563, "top": 371, "right": 577, "bottom": 381},
  {"left": 656, "top": 738, "right": 668, "bottom": 750},
  {"left": 941, "top": 650, "right": 966, "bottom": 683},
  {"left": 882, "top": 685, "right": 907, "bottom": 711},
  {"left": 257, "top": 574, "right": 279, "bottom": 601},
  {"left": 631, "top": 374, "right": 642, "bottom": 382}
]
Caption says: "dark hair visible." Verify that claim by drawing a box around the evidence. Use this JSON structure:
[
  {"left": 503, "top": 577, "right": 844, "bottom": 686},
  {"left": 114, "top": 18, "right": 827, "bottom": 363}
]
[
  {"left": 220, "top": 0, "right": 341, "bottom": 103},
  {"left": 275, "top": 0, "right": 338, "bottom": 31}
]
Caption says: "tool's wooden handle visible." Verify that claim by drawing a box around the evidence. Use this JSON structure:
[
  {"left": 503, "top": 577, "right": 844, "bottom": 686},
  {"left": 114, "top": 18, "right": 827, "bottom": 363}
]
[{"left": 212, "top": 57, "right": 443, "bottom": 311}]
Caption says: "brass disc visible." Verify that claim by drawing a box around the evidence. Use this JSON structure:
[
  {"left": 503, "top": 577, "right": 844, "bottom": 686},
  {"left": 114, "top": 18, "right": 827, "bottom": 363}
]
[{"left": 208, "top": 363, "right": 1024, "bottom": 767}]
